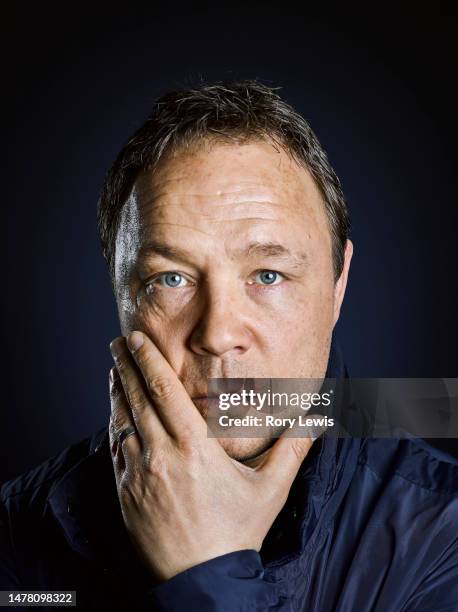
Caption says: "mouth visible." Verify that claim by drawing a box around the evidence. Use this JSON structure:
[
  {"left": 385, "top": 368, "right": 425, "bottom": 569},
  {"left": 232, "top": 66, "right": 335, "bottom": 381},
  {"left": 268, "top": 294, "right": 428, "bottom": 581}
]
[
  {"left": 191, "top": 395, "right": 220, "bottom": 407},
  {"left": 192, "top": 395, "right": 220, "bottom": 400},
  {"left": 191, "top": 395, "right": 221, "bottom": 418}
]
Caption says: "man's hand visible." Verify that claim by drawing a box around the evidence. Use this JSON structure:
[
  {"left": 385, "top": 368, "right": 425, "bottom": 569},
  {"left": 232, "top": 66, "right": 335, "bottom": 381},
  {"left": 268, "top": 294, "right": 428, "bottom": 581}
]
[{"left": 108, "top": 331, "right": 317, "bottom": 582}]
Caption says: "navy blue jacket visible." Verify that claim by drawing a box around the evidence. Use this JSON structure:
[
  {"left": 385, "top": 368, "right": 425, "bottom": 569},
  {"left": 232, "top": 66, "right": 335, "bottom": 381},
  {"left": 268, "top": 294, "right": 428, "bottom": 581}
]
[{"left": 2, "top": 341, "right": 458, "bottom": 611}]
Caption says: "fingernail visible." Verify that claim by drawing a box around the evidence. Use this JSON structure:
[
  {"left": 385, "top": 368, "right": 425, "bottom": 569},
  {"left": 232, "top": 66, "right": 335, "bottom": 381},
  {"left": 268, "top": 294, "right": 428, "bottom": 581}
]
[
  {"left": 109, "top": 367, "right": 119, "bottom": 383},
  {"left": 127, "top": 331, "right": 144, "bottom": 352},
  {"left": 110, "top": 337, "right": 125, "bottom": 359}
]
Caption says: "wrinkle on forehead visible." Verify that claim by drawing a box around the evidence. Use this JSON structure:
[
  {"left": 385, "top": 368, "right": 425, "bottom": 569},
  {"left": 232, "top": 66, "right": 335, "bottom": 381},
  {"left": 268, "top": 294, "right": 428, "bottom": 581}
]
[
  {"left": 137, "top": 195, "right": 293, "bottom": 216},
  {"left": 133, "top": 140, "right": 320, "bottom": 213},
  {"left": 132, "top": 180, "right": 320, "bottom": 230},
  {"left": 133, "top": 183, "right": 298, "bottom": 225}
]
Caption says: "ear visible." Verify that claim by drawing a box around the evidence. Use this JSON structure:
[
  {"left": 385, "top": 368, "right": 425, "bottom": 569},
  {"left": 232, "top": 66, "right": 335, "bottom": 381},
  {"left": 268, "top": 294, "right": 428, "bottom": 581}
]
[{"left": 333, "top": 239, "right": 353, "bottom": 327}]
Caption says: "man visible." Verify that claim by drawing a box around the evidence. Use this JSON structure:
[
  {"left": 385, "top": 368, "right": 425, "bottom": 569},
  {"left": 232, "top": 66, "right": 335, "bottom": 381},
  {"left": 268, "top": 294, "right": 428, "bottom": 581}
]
[{"left": 1, "top": 81, "right": 457, "bottom": 611}]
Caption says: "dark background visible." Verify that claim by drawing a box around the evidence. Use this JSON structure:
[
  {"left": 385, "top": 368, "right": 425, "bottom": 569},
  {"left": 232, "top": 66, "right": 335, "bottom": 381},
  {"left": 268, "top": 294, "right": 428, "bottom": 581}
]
[{"left": 3, "top": 2, "right": 457, "bottom": 483}]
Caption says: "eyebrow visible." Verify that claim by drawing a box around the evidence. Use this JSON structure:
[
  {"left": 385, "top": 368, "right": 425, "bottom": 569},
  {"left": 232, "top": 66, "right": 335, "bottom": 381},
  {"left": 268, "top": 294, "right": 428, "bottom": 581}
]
[
  {"left": 138, "top": 240, "right": 308, "bottom": 269},
  {"left": 138, "top": 241, "right": 190, "bottom": 262}
]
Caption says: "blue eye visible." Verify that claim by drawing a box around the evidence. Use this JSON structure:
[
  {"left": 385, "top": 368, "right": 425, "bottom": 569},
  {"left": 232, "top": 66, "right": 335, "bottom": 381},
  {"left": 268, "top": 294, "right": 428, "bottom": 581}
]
[
  {"left": 160, "top": 272, "right": 187, "bottom": 288},
  {"left": 254, "top": 270, "right": 284, "bottom": 285},
  {"left": 145, "top": 272, "right": 190, "bottom": 295}
]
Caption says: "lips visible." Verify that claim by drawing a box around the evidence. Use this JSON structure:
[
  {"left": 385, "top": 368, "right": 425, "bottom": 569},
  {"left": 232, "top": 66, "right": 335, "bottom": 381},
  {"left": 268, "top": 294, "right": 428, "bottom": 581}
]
[
  {"left": 192, "top": 395, "right": 220, "bottom": 400},
  {"left": 191, "top": 396, "right": 221, "bottom": 419},
  {"left": 189, "top": 378, "right": 256, "bottom": 399}
]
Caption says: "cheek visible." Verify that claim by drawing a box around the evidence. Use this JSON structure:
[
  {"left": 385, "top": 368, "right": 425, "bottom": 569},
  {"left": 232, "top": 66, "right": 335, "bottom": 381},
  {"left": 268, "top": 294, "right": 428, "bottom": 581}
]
[
  {"left": 257, "top": 281, "right": 334, "bottom": 374},
  {"left": 263, "top": 277, "right": 334, "bottom": 329},
  {"left": 117, "top": 280, "right": 182, "bottom": 332},
  {"left": 116, "top": 284, "right": 138, "bottom": 332},
  {"left": 119, "top": 301, "right": 189, "bottom": 368}
]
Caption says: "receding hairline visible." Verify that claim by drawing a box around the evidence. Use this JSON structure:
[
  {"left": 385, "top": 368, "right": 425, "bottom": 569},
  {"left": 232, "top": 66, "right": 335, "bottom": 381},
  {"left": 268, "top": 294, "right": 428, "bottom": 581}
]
[
  {"left": 127, "top": 133, "right": 329, "bottom": 225},
  {"left": 140, "top": 131, "right": 311, "bottom": 179}
]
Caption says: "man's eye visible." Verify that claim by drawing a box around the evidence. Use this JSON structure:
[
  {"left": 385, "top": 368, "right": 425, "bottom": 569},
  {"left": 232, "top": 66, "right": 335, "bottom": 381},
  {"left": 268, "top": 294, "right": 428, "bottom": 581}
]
[
  {"left": 146, "top": 272, "right": 189, "bottom": 294},
  {"left": 253, "top": 270, "right": 284, "bottom": 286}
]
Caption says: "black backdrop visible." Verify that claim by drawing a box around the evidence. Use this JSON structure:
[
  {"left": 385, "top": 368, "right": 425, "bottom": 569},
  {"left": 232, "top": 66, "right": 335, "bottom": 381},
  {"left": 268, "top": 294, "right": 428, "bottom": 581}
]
[{"left": 3, "top": 2, "right": 457, "bottom": 483}]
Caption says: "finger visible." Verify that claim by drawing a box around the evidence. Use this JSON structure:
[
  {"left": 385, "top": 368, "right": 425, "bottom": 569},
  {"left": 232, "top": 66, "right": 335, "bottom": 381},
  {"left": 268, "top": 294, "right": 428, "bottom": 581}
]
[
  {"left": 110, "top": 337, "right": 167, "bottom": 445},
  {"left": 109, "top": 366, "right": 142, "bottom": 470},
  {"left": 258, "top": 417, "right": 326, "bottom": 491},
  {"left": 125, "top": 331, "right": 207, "bottom": 441}
]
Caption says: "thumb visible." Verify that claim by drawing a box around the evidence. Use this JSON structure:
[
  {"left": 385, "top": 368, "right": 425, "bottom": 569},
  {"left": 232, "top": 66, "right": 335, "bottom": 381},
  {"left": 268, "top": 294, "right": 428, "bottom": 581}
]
[{"left": 259, "top": 416, "right": 327, "bottom": 489}]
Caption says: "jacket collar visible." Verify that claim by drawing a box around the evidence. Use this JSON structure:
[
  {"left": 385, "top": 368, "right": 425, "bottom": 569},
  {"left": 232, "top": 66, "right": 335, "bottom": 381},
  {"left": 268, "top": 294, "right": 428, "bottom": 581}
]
[{"left": 47, "top": 332, "right": 359, "bottom": 570}]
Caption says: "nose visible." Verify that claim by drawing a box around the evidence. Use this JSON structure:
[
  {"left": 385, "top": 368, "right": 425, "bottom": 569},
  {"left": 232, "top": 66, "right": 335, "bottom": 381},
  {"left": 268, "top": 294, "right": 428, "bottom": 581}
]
[{"left": 188, "top": 284, "right": 253, "bottom": 357}]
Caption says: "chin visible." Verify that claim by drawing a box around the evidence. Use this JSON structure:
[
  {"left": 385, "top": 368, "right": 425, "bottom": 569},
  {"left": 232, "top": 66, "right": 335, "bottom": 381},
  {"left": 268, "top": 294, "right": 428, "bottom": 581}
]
[{"left": 216, "top": 436, "right": 275, "bottom": 462}]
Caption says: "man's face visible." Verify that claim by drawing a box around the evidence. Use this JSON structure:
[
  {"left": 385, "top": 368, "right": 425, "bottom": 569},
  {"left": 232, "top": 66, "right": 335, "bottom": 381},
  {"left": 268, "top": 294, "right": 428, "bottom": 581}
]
[{"left": 114, "top": 139, "right": 352, "bottom": 460}]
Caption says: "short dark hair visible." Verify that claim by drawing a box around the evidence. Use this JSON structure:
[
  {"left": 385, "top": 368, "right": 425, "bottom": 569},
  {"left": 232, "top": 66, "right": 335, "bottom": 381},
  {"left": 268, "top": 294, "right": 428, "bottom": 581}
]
[{"left": 97, "top": 80, "right": 350, "bottom": 284}]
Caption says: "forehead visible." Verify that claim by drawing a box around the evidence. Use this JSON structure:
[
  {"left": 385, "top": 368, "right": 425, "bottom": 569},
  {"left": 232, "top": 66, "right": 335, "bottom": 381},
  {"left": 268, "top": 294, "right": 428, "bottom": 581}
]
[
  {"left": 116, "top": 140, "right": 331, "bottom": 267},
  {"left": 137, "top": 139, "right": 322, "bottom": 215}
]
